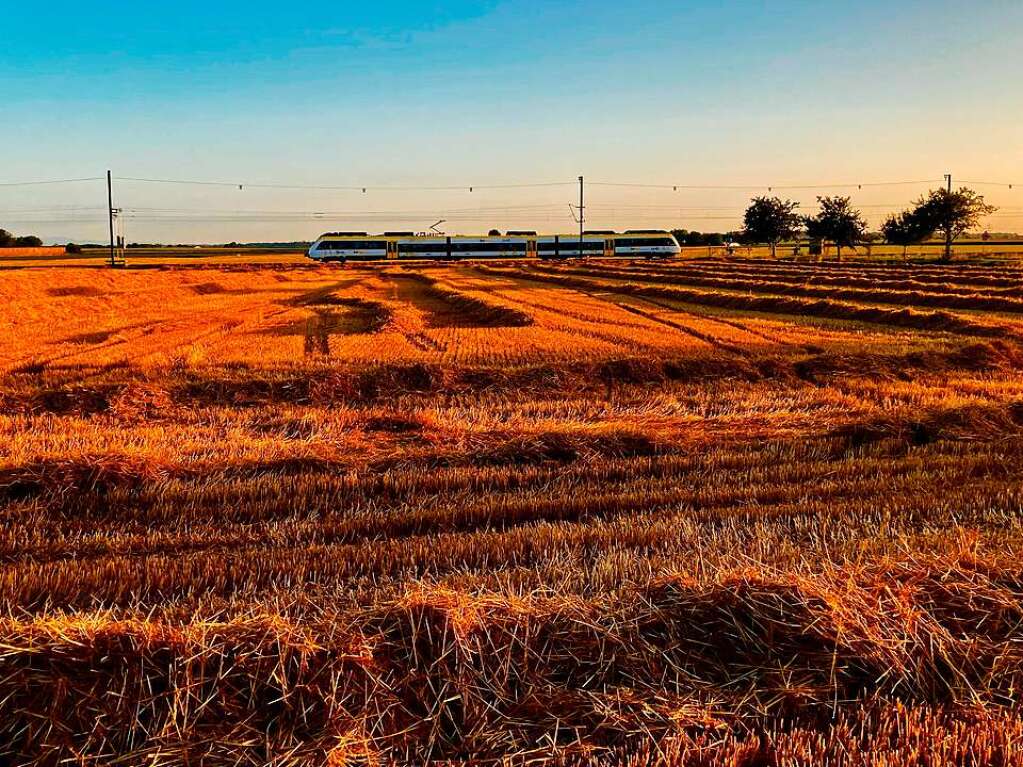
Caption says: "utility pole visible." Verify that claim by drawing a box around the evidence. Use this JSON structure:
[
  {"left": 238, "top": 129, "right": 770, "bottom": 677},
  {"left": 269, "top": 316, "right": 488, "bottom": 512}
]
[
  {"left": 107, "top": 170, "right": 116, "bottom": 268},
  {"left": 578, "top": 175, "right": 584, "bottom": 258},
  {"left": 944, "top": 172, "right": 953, "bottom": 262}
]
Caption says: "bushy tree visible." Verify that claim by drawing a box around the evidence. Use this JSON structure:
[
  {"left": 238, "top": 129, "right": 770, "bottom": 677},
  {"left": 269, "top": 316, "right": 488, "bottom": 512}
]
[
  {"left": 671, "top": 230, "right": 727, "bottom": 247},
  {"left": 804, "top": 196, "right": 866, "bottom": 261},
  {"left": 743, "top": 197, "right": 801, "bottom": 258},
  {"left": 881, "top": 209, "right": 930, "bottom": 259},
  {"left": 0, "top": 229, "right": 44, "bottom": 248},
  {"left": 911, "top": 187, "right": 997, "bottom": 261}
]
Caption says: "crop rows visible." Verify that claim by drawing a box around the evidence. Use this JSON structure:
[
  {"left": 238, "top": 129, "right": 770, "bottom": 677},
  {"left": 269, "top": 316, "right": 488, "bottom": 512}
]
[
  {"left": 561, "top": 263, "right": 1023, "bottom": 313},
  {"left": 1, "top": 259, "right": 1023, "bottom": 764}
]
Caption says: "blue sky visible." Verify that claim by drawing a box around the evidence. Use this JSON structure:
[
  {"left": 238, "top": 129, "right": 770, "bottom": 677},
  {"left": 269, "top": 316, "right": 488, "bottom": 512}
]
[{"left": 2, "top": 0, "right": 1021, "bottom": 242}]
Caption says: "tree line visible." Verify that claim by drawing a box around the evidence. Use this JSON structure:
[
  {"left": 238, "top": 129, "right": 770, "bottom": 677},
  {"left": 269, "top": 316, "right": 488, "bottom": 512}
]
[
  {"left": 739, "top": 186, "right": 997, "bottom": 261},
  {"left": 0, "top": 228, "right": 44, "bottom": 248}
]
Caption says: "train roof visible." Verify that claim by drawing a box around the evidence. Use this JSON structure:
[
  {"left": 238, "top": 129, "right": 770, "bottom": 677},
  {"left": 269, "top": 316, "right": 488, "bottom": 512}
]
[{"left": 315, "top": 230, "right": 677, "bottom": 239}]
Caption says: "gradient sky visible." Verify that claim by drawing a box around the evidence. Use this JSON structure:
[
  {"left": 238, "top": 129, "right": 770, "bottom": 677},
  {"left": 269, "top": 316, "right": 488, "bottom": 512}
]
[{"left": 2, "top": 0, "right": 1021, "bottom": 243}]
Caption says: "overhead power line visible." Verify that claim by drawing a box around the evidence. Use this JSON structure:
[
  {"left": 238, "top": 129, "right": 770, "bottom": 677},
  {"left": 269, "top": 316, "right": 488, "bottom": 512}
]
[
  {"left": 114, "top": 176, "right": 578, "bottom": 192},
  {"left": 0, "top": 206, "right": 107, "bottom": 213},
  {"left": 589, "top": 179, "right": 942, "bottom": 191},
  {"left": 116, "top": 203, "right": 568, "bottom": 215},
  {"left": 111, "top": 176, "right": 958, "bottom": 193},
  {"left": 5, "top": 174, "right": 1010, "bottom": 194},
  {"left": 959, "top": 180, "right": 1019, "bottom": 189},
  {"left": 0, "top": 177, "right": 105, "bottom": 187},
  {"left": 7, "top": 171, "right": 1017, "bottom": 247}
]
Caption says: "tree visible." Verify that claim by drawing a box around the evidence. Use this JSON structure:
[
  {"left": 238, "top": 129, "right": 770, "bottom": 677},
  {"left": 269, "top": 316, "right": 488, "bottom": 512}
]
[
  {"left": 881, "top": 209, "right": 930, "bottom": 259},
  {"left": 488, "top": 229, "right": 502, "bottom": 236},
  {"left": 0, "top": 229, "right": 44, "bottom": 248},
  {"left": 911, "top": 187, "right": 997, "bottom": 262},
  {"left": 742, "top": 196, "right": 801, "bottom": 258},
  {"left": 673, "top": 229, "right": 727, "bottom": 248},
  {"left": 804, "top": 196, "right": 867, "bottom": 261}
]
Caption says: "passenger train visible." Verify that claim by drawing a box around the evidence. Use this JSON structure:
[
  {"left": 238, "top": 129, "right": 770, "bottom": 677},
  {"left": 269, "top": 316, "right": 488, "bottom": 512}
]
[{"left": 306, "top": 230, "right": 681, "bottom": 263}]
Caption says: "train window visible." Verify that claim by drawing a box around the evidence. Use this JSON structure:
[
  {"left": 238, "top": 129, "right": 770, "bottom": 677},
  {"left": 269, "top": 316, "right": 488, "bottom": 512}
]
[
  {"left": 329, "top": 240, "right": 386, "bottom": 250},
  {"left": 398, "top": 242, "right": 446, "bottom": 253},
  {"left": 615, "top": 237, "right": 675, "bottom": 248},
  {"left": 537, "top": 240, "right": 602, "bottom": 251},
  {"left": 451, "top": 241, "right": 527, "bottom": 252}
]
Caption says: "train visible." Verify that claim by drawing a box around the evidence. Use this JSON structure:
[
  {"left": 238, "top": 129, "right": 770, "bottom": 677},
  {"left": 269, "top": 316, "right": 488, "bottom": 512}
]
[{"left": 306, "top": 230, "right": 681, "bottom": 263}]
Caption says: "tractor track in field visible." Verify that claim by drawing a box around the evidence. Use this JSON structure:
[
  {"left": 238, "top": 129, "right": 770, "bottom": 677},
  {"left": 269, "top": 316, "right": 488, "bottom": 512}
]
[
  {"left": 477, "top": 266, "right": 752, "bottom": 356},
  {"left": 623, "top": 293, "right": 822, "bottom": 353},
  {"left": 544, "top": 266, "right": 808, "bottom": 348},
  {"left": 581, "top": 290, "right": 749, "bottom": 357},
  {"left": 480, "top": 279, "right": 680, "bottom": 354},
  {"left": 491, "top": 264, "right": 1018, "bottom": 341}
]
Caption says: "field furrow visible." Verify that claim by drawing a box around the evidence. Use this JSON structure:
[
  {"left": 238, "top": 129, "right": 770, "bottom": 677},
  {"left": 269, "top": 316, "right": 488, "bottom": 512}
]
[{"left": 3, "top": 258, "right": 1023, "bottom": 764}]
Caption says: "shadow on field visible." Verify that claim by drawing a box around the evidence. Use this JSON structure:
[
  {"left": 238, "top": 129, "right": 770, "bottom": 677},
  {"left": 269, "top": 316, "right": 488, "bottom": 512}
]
[{"left": 388, "top": 273, "right": 533, "bottom": 328}]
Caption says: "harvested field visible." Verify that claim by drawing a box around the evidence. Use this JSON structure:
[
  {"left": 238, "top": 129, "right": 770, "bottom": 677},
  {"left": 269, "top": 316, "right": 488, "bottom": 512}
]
[{"left": 3, "top": 257, "right": 1023, "bottom": 764}]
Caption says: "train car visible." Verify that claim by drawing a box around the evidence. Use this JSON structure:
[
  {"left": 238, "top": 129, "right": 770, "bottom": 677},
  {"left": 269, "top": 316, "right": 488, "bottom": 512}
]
[
  {"left": 537, "top": 234, "right": 608, "bottom": 259},
  {"left": 307, "top": 230, "right": 680, "bottom": 263},
  {"left": 397, "top": 235, "right": 533, "bottom": 260},
  {"left": 612, "top": 231, "right": 681, "bottom": 259},
  {"left": 537, "top": 231, "right": 680, "bottom": 260},
  {"left": 307, "top": 232, "right": 390, "bottom": 262}
]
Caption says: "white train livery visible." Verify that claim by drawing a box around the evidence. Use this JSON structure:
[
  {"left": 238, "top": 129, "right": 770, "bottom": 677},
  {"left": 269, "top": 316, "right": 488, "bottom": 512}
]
[{"left": 308, "top": 230, "right": 680, "bottom": 263}]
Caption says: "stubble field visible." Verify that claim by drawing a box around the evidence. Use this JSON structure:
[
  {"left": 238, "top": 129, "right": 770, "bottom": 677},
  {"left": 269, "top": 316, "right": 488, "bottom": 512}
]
[{"left": 2, "top": 256, "right": 1023, "bottom": 765}]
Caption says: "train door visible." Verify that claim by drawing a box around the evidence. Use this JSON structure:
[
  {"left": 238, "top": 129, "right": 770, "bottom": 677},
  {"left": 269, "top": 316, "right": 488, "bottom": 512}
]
[
  {"left": 386, "top": 240, "right": 397, "bottom": 260},
  {"left": 605, "top": 238, "right": 615, "bottom": 258}
]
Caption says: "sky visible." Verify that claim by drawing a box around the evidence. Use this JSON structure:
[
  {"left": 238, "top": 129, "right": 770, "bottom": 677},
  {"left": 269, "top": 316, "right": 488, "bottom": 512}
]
[{"left": 2, "top": 0, "right": 1022, "bottom": 243}]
